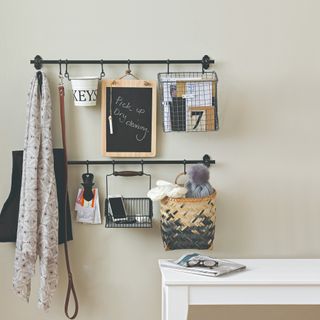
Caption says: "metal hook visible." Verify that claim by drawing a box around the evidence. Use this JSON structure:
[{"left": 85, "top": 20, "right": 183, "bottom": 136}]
[
  {"left": 37, "top": 71, "right": 43, "bottom": 96},
  {"left": 112, "top": 160, "right": 115, "bottom": 175},
  {"left": 86, "top": 160, "right": 89, "bottom": 174},
  {"left": 183, "top": 159, "right": 187, "bottom": 174},
  {"left": 58, "top": 60, "right": 64, "bottom": 85},
  {"left": 141, "top": 159, "right": 144, "bottom": 174},
  {"left": 127, "top": 59, "right": 131, "bottom": 74},
  {"left": 99, "top": 59, "right": 105, "bottom": 80},
  {"left": 64, "top": 59, "right": 70, "bottom": 80},
  {"left": 59, "top": 60, "right": 62, "bottom": 76},
  {"left": 167, "top": 59, "right": 170, "bottom": 74}
]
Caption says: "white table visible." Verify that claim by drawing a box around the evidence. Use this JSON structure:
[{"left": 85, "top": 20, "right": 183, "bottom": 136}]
[{"left": 159, "top": 259, "right": 320, "bottom": 320}]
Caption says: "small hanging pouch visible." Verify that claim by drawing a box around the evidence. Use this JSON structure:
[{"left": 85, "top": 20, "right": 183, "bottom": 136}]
[
  {"left": 160, "top": 174, "right": 216, "bottom": 250},
  {"left": 75, "top": 187, "right": 101, "bottom": 224}
]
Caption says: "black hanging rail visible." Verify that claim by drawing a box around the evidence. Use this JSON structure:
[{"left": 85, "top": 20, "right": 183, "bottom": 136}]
[
  {"left": 31, "top": 55, "right": 214, "bottom": 70},
  {"left": 68, "top": 154, "right": 215, "bottom": 167}
]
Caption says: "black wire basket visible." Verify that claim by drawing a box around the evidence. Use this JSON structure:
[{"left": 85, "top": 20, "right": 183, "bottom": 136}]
[
  {"left": 158, "top": 71, "right": 219, "bottom": 132},
  {"left": 105, "top": 168, "right": 153, "bottom": 228}
]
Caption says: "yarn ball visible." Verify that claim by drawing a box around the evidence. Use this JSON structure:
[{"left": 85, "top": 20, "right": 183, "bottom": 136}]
[
  {"left": 185, "top": 181, "right": 214, "bottom": 198},
  {"left": 187, "top": 164, "right": 210, "bottom": 185}
]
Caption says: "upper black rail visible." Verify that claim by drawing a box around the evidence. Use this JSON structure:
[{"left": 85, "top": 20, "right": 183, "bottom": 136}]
[{"left": 31, "top": 55, "right": 214, "bottom": 70}]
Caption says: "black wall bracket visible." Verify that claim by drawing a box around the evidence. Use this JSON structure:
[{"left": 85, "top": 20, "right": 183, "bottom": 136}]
[{"left": 34, "top": 55, "right": 43, "bottom": 70}]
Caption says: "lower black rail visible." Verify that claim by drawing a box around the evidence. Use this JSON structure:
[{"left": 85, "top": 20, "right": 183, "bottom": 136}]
[{"left": 67, "top": 154, "right": 215, "bottom": 167}]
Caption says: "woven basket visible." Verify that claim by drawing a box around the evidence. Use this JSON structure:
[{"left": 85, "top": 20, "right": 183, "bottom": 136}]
[{"left": 160, "top": 192, "right": 216, "bottom": 250}]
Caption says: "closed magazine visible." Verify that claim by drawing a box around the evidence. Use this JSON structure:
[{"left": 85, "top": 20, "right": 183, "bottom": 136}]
[{"left": 160, "top": 253, "right": 246, "bottom": 277}]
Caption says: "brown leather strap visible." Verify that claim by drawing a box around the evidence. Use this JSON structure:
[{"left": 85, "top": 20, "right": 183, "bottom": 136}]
[{"left": 59, "top": 85, "right": 79, "bottom": 319}]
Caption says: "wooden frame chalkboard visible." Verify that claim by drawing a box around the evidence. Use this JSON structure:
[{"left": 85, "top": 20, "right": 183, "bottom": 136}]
[{"left": 101, "top": 79, "right": 157, "bottom": 157}]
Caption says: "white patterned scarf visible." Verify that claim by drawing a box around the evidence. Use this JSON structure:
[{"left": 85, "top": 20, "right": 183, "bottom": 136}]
[{"left": 13, "top": 71, "right": 59, "bottom": 311}]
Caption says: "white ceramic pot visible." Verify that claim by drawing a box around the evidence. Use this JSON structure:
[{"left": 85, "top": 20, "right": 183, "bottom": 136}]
[{"left": 71, "top": 77, "right": 99, "bottom": 106}]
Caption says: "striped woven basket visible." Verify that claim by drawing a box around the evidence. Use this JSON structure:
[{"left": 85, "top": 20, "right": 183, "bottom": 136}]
[{"left": 160, "top": 192, "right": 216, "bottom": 250}]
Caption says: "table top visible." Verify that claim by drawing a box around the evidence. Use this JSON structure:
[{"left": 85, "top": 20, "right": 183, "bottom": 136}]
[{"left": 159, "top": 259, "right": 320, "bottom": 286}]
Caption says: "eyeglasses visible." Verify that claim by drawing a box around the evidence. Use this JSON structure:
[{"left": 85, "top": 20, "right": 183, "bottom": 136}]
[{"left": 186, "top": 258, "right": 218, "bottom": 269}]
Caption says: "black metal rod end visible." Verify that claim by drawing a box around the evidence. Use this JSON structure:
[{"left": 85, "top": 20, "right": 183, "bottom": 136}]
[
  {"left": 202, "top": 55, "right": 212, "bottom": 70},
  {"left": 203, "top": 154, "right": 211, "bottom": 167},
  {"left": 34, "top": 55, "right": 43, "bottom": 70}
]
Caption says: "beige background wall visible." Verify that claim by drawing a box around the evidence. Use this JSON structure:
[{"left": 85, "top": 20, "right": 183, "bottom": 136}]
[{"left": 1, "top": 0, "right": 320, "bottom": 319}]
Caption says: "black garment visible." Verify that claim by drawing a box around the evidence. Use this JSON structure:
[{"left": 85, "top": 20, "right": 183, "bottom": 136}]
[{"left": 0, "top": 149, "right": 73, "bottom": 243}]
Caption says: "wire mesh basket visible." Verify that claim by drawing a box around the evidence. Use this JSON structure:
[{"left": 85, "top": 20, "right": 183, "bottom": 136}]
[
  {"left": 158, "top": 71, "right": 219, "bottom": 132},
  {"left": 105, "top": 170, "right": 153, "bottom": 228},
  {"left": 105, "top": 197, "right": 152, "bottom": 228}
]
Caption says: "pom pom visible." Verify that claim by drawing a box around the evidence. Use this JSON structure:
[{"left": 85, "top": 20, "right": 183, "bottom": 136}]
[{"left": 187, "top": 164, "right": 210, "bottom": 185}]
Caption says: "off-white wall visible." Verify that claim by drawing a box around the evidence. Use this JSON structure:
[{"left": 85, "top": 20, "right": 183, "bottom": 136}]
[{"left": 1, "top": 0, "right": 320, "bottom": 319}]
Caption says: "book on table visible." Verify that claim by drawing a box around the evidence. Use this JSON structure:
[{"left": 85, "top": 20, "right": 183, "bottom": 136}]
[{"left": 160, "top": 253, "right": 246, "bottom": 277}]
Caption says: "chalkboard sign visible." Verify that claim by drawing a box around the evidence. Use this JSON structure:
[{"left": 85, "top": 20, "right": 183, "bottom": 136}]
[{"left": 101, "top": 80, "right": 157, "bottom": 157}]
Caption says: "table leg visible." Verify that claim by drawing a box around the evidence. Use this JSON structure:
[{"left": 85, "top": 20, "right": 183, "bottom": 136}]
[
  {"left": 162, "top": 283, "right": 166, "bottom": 320},
  {"left": 164, "top": 286, "right": 189, "bottom": 320}
]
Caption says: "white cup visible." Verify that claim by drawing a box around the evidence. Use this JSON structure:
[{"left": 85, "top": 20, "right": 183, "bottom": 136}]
[{"left": 71, "top": 77, "right": 99, "bottom": 106}]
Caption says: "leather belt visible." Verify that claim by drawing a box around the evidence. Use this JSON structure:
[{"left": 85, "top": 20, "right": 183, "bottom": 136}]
[{"left": 59, "top": 85, "right": 79, "bottom": 319}]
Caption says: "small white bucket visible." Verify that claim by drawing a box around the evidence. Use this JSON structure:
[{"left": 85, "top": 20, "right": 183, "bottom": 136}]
[{"left": 71, "top": 77, "right": 99, "bottom": 106}]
